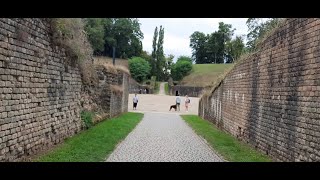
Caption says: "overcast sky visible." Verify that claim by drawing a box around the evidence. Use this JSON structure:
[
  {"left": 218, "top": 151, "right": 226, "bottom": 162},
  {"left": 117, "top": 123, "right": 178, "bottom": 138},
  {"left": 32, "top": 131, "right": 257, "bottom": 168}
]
[{"left": 139, "top": 18, "right": 249, "bottom": 61}]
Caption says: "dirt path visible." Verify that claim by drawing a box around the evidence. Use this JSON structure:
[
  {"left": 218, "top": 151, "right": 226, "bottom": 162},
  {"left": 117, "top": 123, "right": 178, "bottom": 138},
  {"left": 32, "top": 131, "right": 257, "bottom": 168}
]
[
  {"left": 128, "top": 94, "right": 199, "bottom": 115},
  {"left": 158, "top": 82, "right": 165, "bottom": 95}
]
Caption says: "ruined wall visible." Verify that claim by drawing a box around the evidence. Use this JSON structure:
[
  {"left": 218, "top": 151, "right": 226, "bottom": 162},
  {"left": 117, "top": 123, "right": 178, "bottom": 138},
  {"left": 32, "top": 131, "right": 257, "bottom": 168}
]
[
  {"left": 83, "top": 67, "right": 129, "bottom": 121},
  {"left": 128, "top": 77, "right": 153, "bottom": 94},
  {"left": 171, "top": 85, "right": 204, "bottom": 97},
  {"left": 0, "top": 18, "right": 129, "bottom": 161},
  {"left": 0, "top": 18, "right": 83, "bottom": 161},
  {"left": 199, "top": 18, "right": 320, "bottom": 162}
]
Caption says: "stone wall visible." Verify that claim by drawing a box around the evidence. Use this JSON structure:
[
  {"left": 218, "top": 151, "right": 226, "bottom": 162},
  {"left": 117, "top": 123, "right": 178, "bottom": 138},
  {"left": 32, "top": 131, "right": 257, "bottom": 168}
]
[
  {"left": 199, "top": 18, "right": 320, "bottom": 162},
  {"left": 0, "top": 18, "right": 83, "bottom": 161},
  {"left": 170, "top": 85, "right": 204, "bottom": 97},
  {"left": 0, "top": 18, "right": 129, "bottom": 161},
  {"left": 82, "top": 66, "right": 129, "bottom": 121},
  {"left": 128, "top": 77, "right": 152, "bottom": 94}
]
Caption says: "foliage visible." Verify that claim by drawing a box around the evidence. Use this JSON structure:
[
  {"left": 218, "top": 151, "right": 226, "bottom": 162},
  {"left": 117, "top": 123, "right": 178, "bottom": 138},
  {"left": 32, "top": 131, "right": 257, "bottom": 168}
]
[
  {"left": 190, "top": 22, "right": 245, "bottom": 64},
  {"left": 246, "top": 18, "right": 282, "bottom": 51},
  {"left": 128, "top": 57, "right": 151, "bottom": 83},
  {"left": 176, "top": 55, "right": 192, "bottom": 63},
  {"left": 171, "top": 60, "right": 193, "bottom": 81},
  {"left": 84, "top": 18, "right": 143, "bottom": 58},
  {"left": 80, "top": 111, "right": 94, "bottom": 129},
  {"left": 150, "top": 26, "right": 168, "bottom": 81}
]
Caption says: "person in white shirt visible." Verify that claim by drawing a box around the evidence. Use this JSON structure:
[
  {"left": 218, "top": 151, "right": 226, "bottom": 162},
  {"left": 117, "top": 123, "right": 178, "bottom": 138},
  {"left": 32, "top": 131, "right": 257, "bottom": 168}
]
[
  {"left": 176, "top": 95, "right": 181, "bottom": 111},
  {"left": 133, "top": 94, "right": 139, "bottom": 110}
]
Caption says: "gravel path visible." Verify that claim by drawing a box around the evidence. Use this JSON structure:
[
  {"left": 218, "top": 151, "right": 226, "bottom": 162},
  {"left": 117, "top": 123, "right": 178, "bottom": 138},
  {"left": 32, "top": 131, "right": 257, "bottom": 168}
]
[{"left": 106, "top": 112, "right": 223, "bottom": 162}]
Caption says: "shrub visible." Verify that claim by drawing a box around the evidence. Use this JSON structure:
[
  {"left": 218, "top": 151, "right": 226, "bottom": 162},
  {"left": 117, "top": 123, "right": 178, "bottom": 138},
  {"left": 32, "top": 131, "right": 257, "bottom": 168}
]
[
  {"left": 128, "top": 57, "right": 151, "bottom": 83},
  {"left": 171, "top": 60, "right": 193, "bottom": 81},
  {"left": 80, "top": 111, "right": 94, "bottom": 129}
]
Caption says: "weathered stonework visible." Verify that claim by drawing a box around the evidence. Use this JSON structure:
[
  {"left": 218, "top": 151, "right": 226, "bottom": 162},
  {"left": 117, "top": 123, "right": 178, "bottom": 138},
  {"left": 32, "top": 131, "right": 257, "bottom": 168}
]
[
  {"left": 0, "top": 18, "right": 83, "bottom": 161},
  {"left": 0, "top": 18, "right": 129, "bottom": 161},
  {"left": 199, "top": 18, "right": 320, "bottom": 162},
  {"left": 170, "top": 85, "right": 204, "bottom": 97}
]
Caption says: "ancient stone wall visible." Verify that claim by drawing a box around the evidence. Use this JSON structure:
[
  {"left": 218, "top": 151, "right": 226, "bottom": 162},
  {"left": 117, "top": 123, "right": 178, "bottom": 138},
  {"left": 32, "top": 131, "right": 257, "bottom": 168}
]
[
  {"left": 0, "top": 18, "right": 83, "bottom": 161},
  {"left": 199, "top": 18, "right": 320, "bottom": 161},
  {"left": 0, "top": 18, "right": 129, "bottom": 161},
  {"left": 170, "top": 85, "right": 204, "bottom": 97}
]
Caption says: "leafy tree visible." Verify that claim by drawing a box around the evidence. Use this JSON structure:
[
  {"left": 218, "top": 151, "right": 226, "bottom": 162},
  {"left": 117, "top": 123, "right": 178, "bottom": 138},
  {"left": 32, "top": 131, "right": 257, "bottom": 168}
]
[
  {"left": 151, "top": 27, "right": 158, "bottom": 76},
  {"left": 225, "top": 36, "right": 245, "bottom": 63},
  {"left": 84, "top": 18, "right": 144, "bottom": 58},
  {"left": 246, "top": 18, "right": 281, "bottom": 51},
  {"left": 156, "top": 26, "right": 165, "bottom": 81},
  {"left": 176, "top": 55, "right": 192, "bottom": 63},
  {"left": 84, "top": 18, "right": 106, "bottom": 55},
  {"left": 171, "top": 60, "right": 192, "bottom": 81},
  {"left": 190, "top": 31, "right": 208, "bottom": 64},
  {"left": 128, "top": 57, "right": 151, "bottom": 83},
  {"left": 190, "top": 22, "right": 245, "bottom": 64},
  {"left": 163, "top": 54, "right": 174, "bottom": 81},
  {"left": 140, "top": 51, "right": 153, "bottom": 79}
]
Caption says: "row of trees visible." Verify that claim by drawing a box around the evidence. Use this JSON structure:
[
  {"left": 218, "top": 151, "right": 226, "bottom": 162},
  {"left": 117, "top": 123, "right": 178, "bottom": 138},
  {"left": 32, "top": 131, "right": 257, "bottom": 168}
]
[
  {"left": 84, "top": 18, "right": 143, "bottom": 59},
  {"left": 128, "top": 55, "right": 192, "bottom": 83},
  {"left": 189, "top": 18, "right": 282, "bottom": 64},
  {"left": 190, "top": 22, "right": 245, "bottom": 64}
]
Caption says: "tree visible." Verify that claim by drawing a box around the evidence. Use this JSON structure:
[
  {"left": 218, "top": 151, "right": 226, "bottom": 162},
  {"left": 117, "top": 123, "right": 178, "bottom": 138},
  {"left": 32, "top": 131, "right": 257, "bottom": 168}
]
[
  {"left": 84, "top": 18, "right": 106, "bottom": 55},
  {"left": 84, "top": 18, "right": 144, "bottom": 58},
  {"left": 156, "top": 26, "right": 165, "bottom": 81},
  {"left": 163, "top": 54, "right": 174, "bottom": 81},
  {"left": 246, "top": 18, "right": 281, "bottom": 51},
  {"left": 176, "top": 55, "right": 192, "bottom": 63},
  {"left": 140, "top": 51, "right": 153, "bottom": 79},
  {"left": 128, "top": 57, "right": 151, "bottom": 83},
  {"left": 171, "top": 60, "right": 192, "bottom": 81},
  {"left": 151, "top": 27, "right": 158, "bottom": 77},
  {"left": 225, "top": 35, "right": 245, "bottom": 63},
  {"left": 190, "top": 22, "right": 237, "bottom": 64},
  {"left": 190, "top": 31, "right": 208, "bottom": 64}
]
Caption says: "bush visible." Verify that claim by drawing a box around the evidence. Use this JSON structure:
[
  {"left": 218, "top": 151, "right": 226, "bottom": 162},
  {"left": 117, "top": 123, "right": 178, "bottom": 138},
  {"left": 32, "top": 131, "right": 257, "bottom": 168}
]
[
  {"left": 128, "top": 57, "right": 151, "bottom": 83},
  {"left": 176, "top": 55, "right": 193, "bottom": 63},
  {"left": 171, "top": 60, "right": 193, "bottom": 81},
  {"left": 81, "top": 111, "right": 94, "bottom": 129}
]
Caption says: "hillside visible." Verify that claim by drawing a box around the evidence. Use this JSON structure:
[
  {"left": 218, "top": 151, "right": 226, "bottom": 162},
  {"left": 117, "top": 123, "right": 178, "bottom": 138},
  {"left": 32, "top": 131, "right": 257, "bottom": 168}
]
[
  {"left": 179, "top": 64, "right": 233, "bottom": 87},
  {"left": 94, "top": 56, "right": 129, "bottom": 67}
]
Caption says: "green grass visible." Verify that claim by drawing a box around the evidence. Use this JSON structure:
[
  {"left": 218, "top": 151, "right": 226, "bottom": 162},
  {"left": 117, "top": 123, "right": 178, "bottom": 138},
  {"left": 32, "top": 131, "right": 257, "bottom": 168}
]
[
  {"left": 164, "top": 82, "right": 169, "bottom": 95},
  {"left": 180, "top": 64, "right": 233, "bottom": 87},
  {"left": 35, "top": 112, "right": 143, "bottom": 162},
  {"left": 181, "top": 115, "right": 272, "bottom": 162}
]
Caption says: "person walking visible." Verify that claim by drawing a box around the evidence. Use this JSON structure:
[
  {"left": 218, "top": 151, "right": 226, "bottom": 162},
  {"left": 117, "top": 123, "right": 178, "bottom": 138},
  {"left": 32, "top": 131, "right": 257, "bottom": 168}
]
[
  {"left": 133, "top": 94, "right": 139, "bottom": 110},
  {"left": 185, "top": 95, "right": 190, "bottom": 112},
  {"left": 176, "top": 94, "right": 181, "bottom": 111}
]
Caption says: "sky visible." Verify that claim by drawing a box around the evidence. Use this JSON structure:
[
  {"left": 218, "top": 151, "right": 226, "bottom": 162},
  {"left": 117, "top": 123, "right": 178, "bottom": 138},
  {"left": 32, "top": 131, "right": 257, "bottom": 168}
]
[{"left": 139, "top": 18, "right": 249, "bottom": 61}]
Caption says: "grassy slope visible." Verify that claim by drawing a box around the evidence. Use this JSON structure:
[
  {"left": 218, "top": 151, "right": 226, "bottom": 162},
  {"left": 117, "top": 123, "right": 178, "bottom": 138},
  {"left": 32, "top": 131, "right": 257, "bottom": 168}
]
[
  {"left": 181, "top": 115, "right": 272, "bottom": 162},
  {"left": 180, "top": 64, "right": 233, "bottom": 87},
  {"left": 36, "top": 112, "right": 143, "bottom": 162}
]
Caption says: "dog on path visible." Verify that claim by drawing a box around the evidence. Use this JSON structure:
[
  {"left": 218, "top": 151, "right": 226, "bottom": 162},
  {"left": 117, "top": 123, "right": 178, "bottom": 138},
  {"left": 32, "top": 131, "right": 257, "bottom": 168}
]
[{"left": 169, "top": 104, "right": 177, "bottom": 111}]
